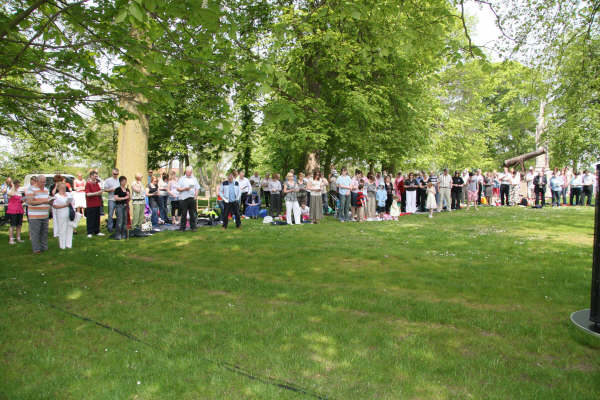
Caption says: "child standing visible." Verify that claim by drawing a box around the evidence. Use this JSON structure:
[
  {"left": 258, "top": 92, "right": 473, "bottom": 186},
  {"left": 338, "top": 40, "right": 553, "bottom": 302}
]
[
  {"left": 356, "top": 182, "right": 366, "bottom": 221},
  {"left": 426, "top": 181, "right": 437, "bottom": 218},
  {"left": 376, "top": 184, "right": 387, "bottom": 220},
  {"left": 7, "top": 179, "right": 25, "bottom": 244}
]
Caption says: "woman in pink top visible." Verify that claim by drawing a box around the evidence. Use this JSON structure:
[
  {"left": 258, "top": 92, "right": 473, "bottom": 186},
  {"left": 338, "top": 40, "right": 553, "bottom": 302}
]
[{"left": 7, "top": 179, "right": 25, "bottom": 244}]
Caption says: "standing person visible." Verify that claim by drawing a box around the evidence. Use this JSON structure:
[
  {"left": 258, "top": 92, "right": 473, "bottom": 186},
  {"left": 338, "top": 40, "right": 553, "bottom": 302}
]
[
  {"left": 269, "top": 173, "right": 282, "bottom": 217},
  {"left": 394, "top": 171, "right": 405, "bottom": 213},
  {"left": 308, "top": 171, "right": 324, "bottom": 223},
  {"left": 130, "top": 173, "right": 147, "bottom": 237},
  {"left": 250, "top": 172, "right": 261, "bottom": 195},
  {"left": 49, "top": 175, "right": 64, "bottom": 238},
  {"left": 177, "top": 166, "right": 200, "bottom": 232},
  {"left": 562, "top": 167, "right": 572, "bottom": 206},
  {"left": 428, "top": 170, "right": 440, "bottom": 207},
  {"left": 73, "top": 173, "right": 87, "bottom": 215},
  {"left": 321, "top": 173, "right": 329, "bottom": 215},
  {"left": 283, "top": 172, "right": 301, "bottom": 225},
  {"left": 461, "top": 169, "right": 470, "bottom": 207},
  {"left": 26, "top": 175, "right": 51, "bottom": 254},
  {"left": 499, "top": 167, "right": 511, "bottom": 206},
  {"left": 52, "top": 183, "right": 74, "bottom": 249},
  {"left": 336, "top": 167, "right": 352, "bottom": 222},
  {"left": 384, "top": 175, "right": 394, "bottom": 214},
  {"left": 483, "top": 172, "right": 493, "bottom": 206},
  {"left": 510, "top": 168, "right": 521, "bottom": 206},
  {"left": 404, "top": 173, "right": 418, "bottom": 214},
  {"left": 492, "top": 171, "right": 500, "bottom": 205},
  {"left": 355, "top": 181, "right": 366, "bottom": 221},
  {"left": 113, "top": 176, "right": 130, "bottom": 240},
  {"left": 297, "top": 172, "right": 308, "bottom": 209},
  {"left": 147, "top": 176, "right": 160, "bottom": 229},
  {"left": 237, "top": 170, "right": 251, "bottom": 214},
  {"left": 416, "top": 172, "right": 426, "bottom": 212},
  {"left": 451, "top": 171, "right": 464, "bottom": 210},
  {"left": 426, "top": 181, "right": 437, "bottom": 218},
  {"left": 103, "top": 168, "right": 120, "bottom": 233},
  {"left": 168, "top": 171, "right": 180, "bottom": 226},
  {"left": 582, "top": 169, "right": 594, "bottom": 206},
  {"left": 550, "top": 171, "right": 563, "bottom": 207},
  {"left": 219, "top": 172, "right": 241, "bottom": 229},
  {"left": 350, "top": 170, "right": 362, "bottom": 221},
  {"left": 570, "top": 171, "right": 583, "bottom": 206},
  {"left": 525, "top": 167, "right": 535, "bottom": 202},
  {"left": 438, "top": 169, "right": 452, "bottom": 212},
  {"left": 365, "top": 173, "right": 377, "bottom": 219},
  {"left": 1, "top": 177, "right": 12, "bottom": 211},
  {"left": 261, "top": 173, "right": 271, "bottom": 208},
  {"left": 158, "top": 172, "right": 171, "bottom": 223},
  {"left": 466, "top": 172, "right": 479, "bottom": 211},
  {"left": 376, "top": 183, "right": 387, "bottom": 219},
  {"left": 533, "top": 170, "right": 547, "bottom": 207},
  {"left": 7, "top": 179, "right": 24, "bottom": 244},
  {"left": 328, "top": 173, "right": 338, "bottom": 215},
  {"left": 85, "top": 171, "right": 104, "bottom": 238}
]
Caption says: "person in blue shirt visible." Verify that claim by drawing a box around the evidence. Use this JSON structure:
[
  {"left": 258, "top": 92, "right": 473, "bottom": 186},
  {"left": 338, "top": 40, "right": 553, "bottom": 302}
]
[
  {"left": 218, "top": 172, "right": 241, "bottom": 229},
  {"left": 335, "top": 167, "right": 352, "bottom": 222},
  {"left": 549, "top": 171, "right": 563, "bottom": 207},
  {"left": 375, "top": 184, "right": 387, "bottom": 219}
]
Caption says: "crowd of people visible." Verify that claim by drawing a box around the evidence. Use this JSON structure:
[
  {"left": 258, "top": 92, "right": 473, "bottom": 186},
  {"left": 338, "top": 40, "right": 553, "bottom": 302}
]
[{"left": 0, "top": 164, "right": 596, "bottom": 254}]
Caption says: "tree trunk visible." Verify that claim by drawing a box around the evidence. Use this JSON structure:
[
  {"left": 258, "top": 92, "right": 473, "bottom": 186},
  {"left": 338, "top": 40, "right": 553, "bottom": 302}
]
[
  {"left": 116, "top": 93, "right": 148, "bottom": 185},
  {"left": 534, "top": 100, "right": 549, "bottom": 172}
]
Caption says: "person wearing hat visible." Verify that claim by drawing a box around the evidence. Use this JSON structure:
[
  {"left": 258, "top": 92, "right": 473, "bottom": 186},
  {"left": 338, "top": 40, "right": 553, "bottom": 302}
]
[{"left": 525, "top": 166, "right": 535, "bottom": 201}]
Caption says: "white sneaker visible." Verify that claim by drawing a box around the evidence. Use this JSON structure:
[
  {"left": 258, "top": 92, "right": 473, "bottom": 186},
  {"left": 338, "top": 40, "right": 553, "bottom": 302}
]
[
  {"left": 87, "top": 234, "right": 92, "bottom": 238},
  {"left": 96, "top": 232, "right": 105, "bottom": 236}
]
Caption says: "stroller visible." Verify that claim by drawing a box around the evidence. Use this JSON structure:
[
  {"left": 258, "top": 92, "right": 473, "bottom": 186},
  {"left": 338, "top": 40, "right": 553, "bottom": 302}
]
[{"left": 327, "top": 191, "right": 340, "bottom": 217}]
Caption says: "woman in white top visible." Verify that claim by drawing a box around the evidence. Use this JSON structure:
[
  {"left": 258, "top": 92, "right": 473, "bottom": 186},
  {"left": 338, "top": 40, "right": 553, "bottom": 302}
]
[
  {"left": 283, "top": 173, "right": 301, "bottom": 225},
  {"left": 73, "top": 173, "right": 87, "bottom": 213},
  {"left": 52, "top": 183, "right": 74, "bottom": 249}
]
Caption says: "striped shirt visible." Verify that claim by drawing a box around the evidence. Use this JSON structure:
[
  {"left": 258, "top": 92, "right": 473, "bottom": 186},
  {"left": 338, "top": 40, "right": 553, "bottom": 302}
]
[{"left": 26, "top": 186, "right": 50, "bottom": 219}]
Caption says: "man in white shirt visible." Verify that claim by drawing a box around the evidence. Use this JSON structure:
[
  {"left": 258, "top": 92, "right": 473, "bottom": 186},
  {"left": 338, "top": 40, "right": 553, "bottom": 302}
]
[
  {"left": 499, "top": 167, "right": 512, "bottom": 206},
  {"left": 177, "top": 166, "right": 200, "bottom": 232},
  {"left": 438, "top": 168, "right": 452, "bottom": 212},
  {"left": 103, "top": 168, "right": 120, "bottom": 233},
  {"left": 525, "top": 166, "right": 535, "bottom": 201},
  {"left": 510, "top": 168, "right": 521, "bottom": 206},
  {"left": 236, "top": 170, "right": 252, "bottom": 214}
]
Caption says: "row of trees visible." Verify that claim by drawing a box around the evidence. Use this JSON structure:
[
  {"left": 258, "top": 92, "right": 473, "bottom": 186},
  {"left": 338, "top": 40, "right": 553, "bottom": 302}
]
[{"left": 1, "top": 0, "right": 598, "bottom": 178}]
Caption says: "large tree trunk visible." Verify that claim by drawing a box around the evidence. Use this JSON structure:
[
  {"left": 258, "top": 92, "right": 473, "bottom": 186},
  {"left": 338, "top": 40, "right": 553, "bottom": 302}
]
[
  {"left": 534, "top": 100, "right": 549, "bottom": 172},
  {"left": 116, "top": 93, "right": 148, "bottom": 185}
]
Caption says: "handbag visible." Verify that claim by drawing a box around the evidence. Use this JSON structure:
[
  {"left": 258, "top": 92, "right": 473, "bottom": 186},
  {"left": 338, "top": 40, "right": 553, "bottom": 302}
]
[{"left": 69, "top": 204, "right": 76, "bottom": 221}]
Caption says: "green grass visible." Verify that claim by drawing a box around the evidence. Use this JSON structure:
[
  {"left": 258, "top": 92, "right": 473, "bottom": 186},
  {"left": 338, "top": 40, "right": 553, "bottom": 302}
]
[{"left": 1, "top": 206, "right": 599, "bottom": 399}]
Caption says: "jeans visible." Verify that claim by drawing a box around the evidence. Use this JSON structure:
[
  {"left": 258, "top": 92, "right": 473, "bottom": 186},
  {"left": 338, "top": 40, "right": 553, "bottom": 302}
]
[
  {"left": 158, "top": 195, "right": 170, "bottom": 222},
  {"left": 551, "top": 190, "right": 561, "bottom": 206},
  {"left": 150, "top": 204, "right": 159, "bottom": 227},
  {"left": 322, "top": 192, "right": 328, "bottom": 215},
  {"left": 115, "top": 203, "right": 127, "bottom": 238},
  {"left": 179, "top": 197, "right": 197, "bottom": 231},
  {"left": 561, "top": 187, "right": 568, "bottom": 204},
  {"left": 107, "top": 200, "right": 116, "bottom": 231},
  {"left": 339, "top": 194, "right": 350, "bottom": 221},
  {"left": 535, "top": 189, "right": 545, "bottom": 207},
  {"left": 29, "top": 218, "right": 49, "bottom": 252}
]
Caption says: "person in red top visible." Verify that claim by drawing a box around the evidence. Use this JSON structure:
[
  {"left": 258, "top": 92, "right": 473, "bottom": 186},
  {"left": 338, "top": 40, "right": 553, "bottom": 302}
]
[
  {"left": 394, "top": 171, "right": 406, "bottom": 213},
  {"left": 85, "top": 170, "right": 104, "bottom": 238}
]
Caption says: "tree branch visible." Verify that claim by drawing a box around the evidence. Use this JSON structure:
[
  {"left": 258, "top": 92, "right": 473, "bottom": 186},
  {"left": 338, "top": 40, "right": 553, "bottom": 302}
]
[{"left": 0, "top": 0, "right": 50, "bottom": 40}]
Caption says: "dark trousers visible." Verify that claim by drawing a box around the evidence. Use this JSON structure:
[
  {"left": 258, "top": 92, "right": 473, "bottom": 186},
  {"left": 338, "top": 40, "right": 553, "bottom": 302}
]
[
  {"left": 400, "top": 191, "right": 406, "bottom": 212},
  {"left": 451, "top": 189, "right": 461, "bottom": 210},
  {"left": 500, "top": 184, "right": 510, "bottom": 206},
  {"left": 240, "top": 192, "right": 248, "bottom": 214},
  {"left": 115, "top": 204, "right": 128, "bottom": 239},
  {"left": 223, "top": 201, "right": 241, "bottom": 229},
  {"left": 179, "top": 197, "right": 197, "bottom": 230},
  {"left": 582, "top": 185, "right": 593, "bottom": 206},
  {"left": 270, "top": 193, "right": 281, "bottom": 216},
  {"left": 570, "top": 188, "right": 582, "bottom": 206},
  {"left": 261, "top": 189, "right": 270, "bottom": 208},
  {"left": 417, "top": 188, "right": 426, "bottom": 212},
  {"left": 385, "top": 194, "right": 393, "bottom": 213},
  {"left": 86, "top": 206, "right": 101, "bottom": 235},
  {"left": 535, "top": 188, "right": 545, "bottom": 207}
]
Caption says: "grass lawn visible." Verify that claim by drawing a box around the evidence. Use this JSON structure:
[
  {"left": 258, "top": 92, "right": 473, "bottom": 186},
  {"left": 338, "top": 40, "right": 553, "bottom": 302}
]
[{"left": 1, "top": 206, "right": 599, "bottom": 399}]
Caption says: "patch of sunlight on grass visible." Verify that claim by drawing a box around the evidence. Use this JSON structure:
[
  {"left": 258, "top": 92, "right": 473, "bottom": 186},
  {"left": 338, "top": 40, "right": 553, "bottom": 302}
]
[
  {"left": 302, "top": 332, "right": 335, "bottom": 344},
  {"left": 138, "top": 382, "right": 160, "bottom": 395},
  {"left": 513, "top": 228, "right": 593, "bottom": 246},
  {"left": 66, "top": 288, "right": 82, "bottom": 300},
  {"left": 308, "top": 316, "right": 322, "bottom": 323}
]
